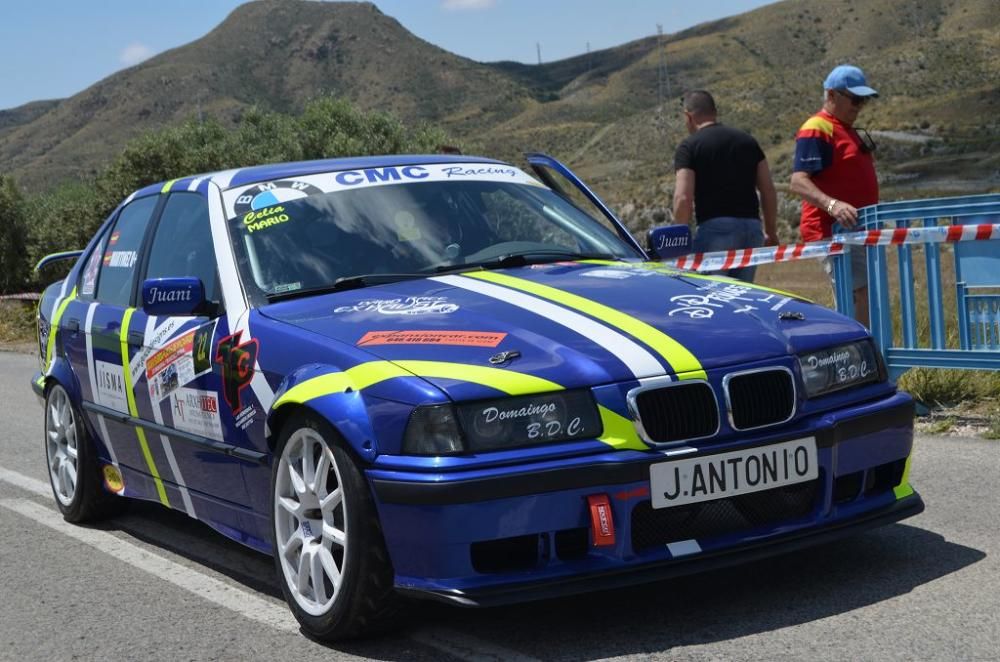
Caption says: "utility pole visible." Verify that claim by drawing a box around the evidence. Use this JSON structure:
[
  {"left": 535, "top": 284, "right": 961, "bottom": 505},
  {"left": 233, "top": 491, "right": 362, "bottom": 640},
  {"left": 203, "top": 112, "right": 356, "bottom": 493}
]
[{"left": 536, "top": 42, "right": 542, "bottom": 65}]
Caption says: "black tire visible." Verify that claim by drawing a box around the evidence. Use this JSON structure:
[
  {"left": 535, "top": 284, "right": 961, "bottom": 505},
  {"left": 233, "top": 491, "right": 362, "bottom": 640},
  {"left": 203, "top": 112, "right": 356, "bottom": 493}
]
[
  {"left": 44, "top": 382, "right": 125, "bottom": 523},
  {"left": 271, "top": 411, "right": 401, "bottom": 641}
]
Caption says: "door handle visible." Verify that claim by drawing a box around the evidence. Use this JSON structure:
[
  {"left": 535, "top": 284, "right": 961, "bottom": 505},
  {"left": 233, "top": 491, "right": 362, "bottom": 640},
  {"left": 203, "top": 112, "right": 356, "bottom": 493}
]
[
  {"left": 127, "top": 331, "right": 145, "bottom": 347},
  {"left": 65, "top": 318, "right": 80, "bottom": 333}
]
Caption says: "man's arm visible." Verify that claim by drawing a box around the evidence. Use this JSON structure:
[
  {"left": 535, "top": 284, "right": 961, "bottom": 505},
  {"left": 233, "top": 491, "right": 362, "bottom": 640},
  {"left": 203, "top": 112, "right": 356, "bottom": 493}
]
[
  {"left": 672, "top": 168, "right": 695, "bottom": 224},
  {"left": 756, "top": 159, "right": 778, "bottom": 245},
  {"left": 789, "top": 170, "right": 859, "bottom": 229}
]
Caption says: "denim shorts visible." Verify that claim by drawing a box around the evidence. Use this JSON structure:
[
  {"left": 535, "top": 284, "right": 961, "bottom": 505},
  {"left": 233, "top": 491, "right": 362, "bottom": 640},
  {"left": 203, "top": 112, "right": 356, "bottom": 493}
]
[{"left": 692, "top": 217, "right": 765, "bottom": 282}]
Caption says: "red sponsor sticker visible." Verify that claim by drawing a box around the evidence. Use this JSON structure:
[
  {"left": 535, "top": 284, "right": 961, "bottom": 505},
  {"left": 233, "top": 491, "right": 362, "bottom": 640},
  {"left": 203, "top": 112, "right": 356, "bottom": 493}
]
[
  {"left": 357, "top": 330, "right": 507, "bottom": 348},
  {"left": 109, "top": 231, "right": 121, "bottom": 245},
  {"left": 587, "top": 494, "right": 616, "bottom": 547}
]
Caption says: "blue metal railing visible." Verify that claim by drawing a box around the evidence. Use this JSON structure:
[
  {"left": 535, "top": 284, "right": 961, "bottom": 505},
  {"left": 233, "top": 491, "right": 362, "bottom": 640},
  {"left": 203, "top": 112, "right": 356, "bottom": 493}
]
[{"left": 830, "top": 194, "right": 1000, "bottom": 380}]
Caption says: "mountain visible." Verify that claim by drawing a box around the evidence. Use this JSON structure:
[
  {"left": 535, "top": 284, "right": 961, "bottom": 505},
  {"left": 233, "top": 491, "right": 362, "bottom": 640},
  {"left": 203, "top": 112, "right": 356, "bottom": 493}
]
[{"left": 2, "top": 0, "right": 997, "bottom": 227}]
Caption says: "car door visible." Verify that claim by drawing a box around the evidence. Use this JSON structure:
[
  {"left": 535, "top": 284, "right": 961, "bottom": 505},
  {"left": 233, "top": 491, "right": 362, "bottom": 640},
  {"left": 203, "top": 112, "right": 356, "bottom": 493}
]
[
  {"left": 525, "top": 153, "right": 647, "bottom": 256},
  {"left": 132, "top": 191, "right": 250, "bottom": 509},
  {"left": 67, "top": 194, "right": 162, "bottom": 497}
]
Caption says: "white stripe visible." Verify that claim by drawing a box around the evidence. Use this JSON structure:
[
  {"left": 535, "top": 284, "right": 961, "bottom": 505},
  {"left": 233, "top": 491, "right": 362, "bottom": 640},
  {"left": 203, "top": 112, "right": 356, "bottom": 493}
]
[
  {"left": 0, "top": 497, "right": 299, "bottom": 634},
  {"left": 210, "top": 168, "right": 241, "bottom": 189},
  {"left": 666, "top": 539, "right": 701, "bottom": 556},
  {"left": 410, "top": 627, "right": 542, "bottom": 662},
  {"left": 84, "top": 302, "right": 120, "bottom": 468},
  {"left": 0, "top": 468, "right": 50, "bottom": 496},
  {"left": 432, "top": 275, "right": 666, "bottom": 379},
  {"left": 206, "top": 184, "right": 274, "bottom": 409},
  {"left": 142, "top": 316, "right": 196, "bottom": 518},
  {"left": 187, "top": 176, "right": 205, "bottom": 192}
]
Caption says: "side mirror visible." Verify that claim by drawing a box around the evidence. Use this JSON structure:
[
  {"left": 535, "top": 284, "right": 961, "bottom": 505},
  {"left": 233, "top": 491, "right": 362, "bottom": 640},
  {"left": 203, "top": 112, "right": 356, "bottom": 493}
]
[
  {"left": 646, "top": 224, "right": 692, "bottom": 261},
  {"left": 142, "top": 278, "right": 208, "bottom": 316}
]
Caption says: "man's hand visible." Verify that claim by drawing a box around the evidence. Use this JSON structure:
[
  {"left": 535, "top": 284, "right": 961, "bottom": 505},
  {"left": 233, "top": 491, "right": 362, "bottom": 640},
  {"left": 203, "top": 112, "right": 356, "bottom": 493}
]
[
  {"left": 764, "top": 230, "right": 779, "bottom": 246},
  {"left": 829, "top": 200, "right": 859, "bottom": 229}
]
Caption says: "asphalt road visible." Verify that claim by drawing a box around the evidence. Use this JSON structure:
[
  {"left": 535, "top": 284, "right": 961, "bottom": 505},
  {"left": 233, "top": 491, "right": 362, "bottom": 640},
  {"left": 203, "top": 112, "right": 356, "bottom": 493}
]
[{"left": 1, "top": 351, "right": 998, "bottom": 661}]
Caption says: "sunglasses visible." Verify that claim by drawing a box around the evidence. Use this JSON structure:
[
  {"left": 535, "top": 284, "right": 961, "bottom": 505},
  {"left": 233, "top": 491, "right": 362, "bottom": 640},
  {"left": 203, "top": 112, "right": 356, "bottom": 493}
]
[
  {"left": 836, "top": 90, "right": 870, "bottom": 107},
  {"left": 854, "top": 127, "right": 877, "bottom": 154}
]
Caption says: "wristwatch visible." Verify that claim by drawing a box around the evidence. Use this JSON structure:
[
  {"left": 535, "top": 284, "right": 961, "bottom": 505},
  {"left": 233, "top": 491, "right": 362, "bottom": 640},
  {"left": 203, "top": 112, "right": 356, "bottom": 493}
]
[{"left": 826, "top": 198, "right": 838, "bottom": 214}]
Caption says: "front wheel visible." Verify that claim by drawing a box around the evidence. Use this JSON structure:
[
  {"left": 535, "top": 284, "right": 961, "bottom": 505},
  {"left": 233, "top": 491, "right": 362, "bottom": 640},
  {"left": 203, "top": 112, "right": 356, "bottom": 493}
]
[
  {"left": 45, "top": 383, "right": 123, "bottom": 522},
  {"left": 271, "top": 412, "right": 400, "bottom": 640}
]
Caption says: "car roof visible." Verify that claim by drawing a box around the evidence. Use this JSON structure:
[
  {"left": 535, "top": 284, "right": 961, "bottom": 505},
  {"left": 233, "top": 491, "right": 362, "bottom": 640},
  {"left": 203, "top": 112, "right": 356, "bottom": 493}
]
[{"left": 131, "top": 154, "right": 511, "bottom": 200}]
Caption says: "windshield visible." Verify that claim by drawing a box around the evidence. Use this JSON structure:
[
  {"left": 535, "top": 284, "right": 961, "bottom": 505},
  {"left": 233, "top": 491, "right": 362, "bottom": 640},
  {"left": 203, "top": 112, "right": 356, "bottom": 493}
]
[{"left": 226, "top": 170, "right": 640, "bottom": 301}]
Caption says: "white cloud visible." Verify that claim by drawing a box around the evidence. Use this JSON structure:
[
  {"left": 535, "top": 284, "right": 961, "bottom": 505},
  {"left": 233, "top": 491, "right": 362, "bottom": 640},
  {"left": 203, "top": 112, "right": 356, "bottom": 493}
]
[
  {"left": 441, "top": 0, "right": 496, "bottom": 10},
  {"left": 119, "top": 42, "right": 155, "bottom": 66}
]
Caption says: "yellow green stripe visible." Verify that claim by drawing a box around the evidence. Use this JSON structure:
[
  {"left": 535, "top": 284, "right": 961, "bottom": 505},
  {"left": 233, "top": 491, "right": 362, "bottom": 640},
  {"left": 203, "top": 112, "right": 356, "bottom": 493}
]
[
  {"left": 893, "top": 453, "right": 914, "bottom": 499},
  {"left": 45, "top": 287, "right": 78, "bottom": 374},
  {"left": 275, "top": 359, "right": 645, "bottom": 451},
  {"left": 120, "top": 308, "right": 170, "bottom": 507},
  {"left": 465, "top": 271, "right": 706, "bottom": 380},
  {"left": 160, "top": 179, "right": 177, "bottom": 194}
]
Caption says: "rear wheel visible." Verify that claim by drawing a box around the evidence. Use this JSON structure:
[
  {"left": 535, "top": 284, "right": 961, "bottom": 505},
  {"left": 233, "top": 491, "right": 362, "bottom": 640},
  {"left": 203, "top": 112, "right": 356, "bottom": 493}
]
[
  {"left": 45, "top": 383, "right": 122, "bottom": 522},
  {"left": 271, "top": 412, "right": 400, "bottom": 640}
]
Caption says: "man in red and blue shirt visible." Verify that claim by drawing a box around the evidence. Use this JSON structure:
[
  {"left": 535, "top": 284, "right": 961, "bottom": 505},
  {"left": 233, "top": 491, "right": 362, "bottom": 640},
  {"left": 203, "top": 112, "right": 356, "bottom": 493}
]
[{"left": 790, "top": 64, "right": 878, "bottom": 325}]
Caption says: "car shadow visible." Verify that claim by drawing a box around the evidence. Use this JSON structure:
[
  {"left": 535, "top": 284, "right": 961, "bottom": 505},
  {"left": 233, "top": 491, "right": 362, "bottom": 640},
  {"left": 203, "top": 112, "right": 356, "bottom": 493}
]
[
  {"left": 408, "top": 522, "right": 986, "bottom": 660},
  {"left": 90, "top": 503, "right": 984, "bottom": 660}
]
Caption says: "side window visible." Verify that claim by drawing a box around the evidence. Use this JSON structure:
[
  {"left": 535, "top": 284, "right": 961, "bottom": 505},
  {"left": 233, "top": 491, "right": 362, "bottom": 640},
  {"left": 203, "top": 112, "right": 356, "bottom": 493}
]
[
  {"left": 480, "top": 189, "right": 577, "bottom": 247},
  {"left": 95, "top": 196, "right": 158, "bottom": 306},
  {"left": 78, "top": 232, "right": 108, "bottom": 299},
  {"left": 145, "top": 193, "right": 219, "bottom": 303}
]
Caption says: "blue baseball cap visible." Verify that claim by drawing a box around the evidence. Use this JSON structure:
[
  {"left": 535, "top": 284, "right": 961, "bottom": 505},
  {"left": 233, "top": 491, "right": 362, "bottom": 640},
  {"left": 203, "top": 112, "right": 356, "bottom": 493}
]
[{"left": 823, "top": 65, "right": 878, "bottom": 97}]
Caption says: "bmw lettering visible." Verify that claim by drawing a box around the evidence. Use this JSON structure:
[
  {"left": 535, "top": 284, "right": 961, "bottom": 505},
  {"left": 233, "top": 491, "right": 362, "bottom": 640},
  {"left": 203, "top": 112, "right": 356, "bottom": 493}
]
[{"left": 31, "top": 153, "right": 922, "bottom": 641}]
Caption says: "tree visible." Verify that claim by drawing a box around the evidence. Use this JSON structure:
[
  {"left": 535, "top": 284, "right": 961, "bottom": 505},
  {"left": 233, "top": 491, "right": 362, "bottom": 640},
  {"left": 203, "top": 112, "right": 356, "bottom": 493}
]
[{"left": 0, "top": 176, "right": 29, "bottom": 293}]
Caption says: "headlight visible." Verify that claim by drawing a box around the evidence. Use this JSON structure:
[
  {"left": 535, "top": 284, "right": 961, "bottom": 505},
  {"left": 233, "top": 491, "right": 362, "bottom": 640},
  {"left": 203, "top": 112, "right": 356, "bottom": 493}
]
[
  {"left": 401, "top": 404, "right": 464, "bottom": 455},
  {"left": 798, "top": 340, "right": 883, "bottom": 398},
  {"left": 401, "top": 390, "right": 602, "bottom": 455},
  {"left": 455, "top": 389, "right": 601, "bottom": 452}
]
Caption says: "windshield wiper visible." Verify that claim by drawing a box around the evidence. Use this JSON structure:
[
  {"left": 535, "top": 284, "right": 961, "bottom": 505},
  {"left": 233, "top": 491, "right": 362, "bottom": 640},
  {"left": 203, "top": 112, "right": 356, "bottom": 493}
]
[
  {"left": 433, "top": 250, "right": 625, "bottom": 274},
  {"left": 265, "top": 273, "right": 425, "bottom": 302}
]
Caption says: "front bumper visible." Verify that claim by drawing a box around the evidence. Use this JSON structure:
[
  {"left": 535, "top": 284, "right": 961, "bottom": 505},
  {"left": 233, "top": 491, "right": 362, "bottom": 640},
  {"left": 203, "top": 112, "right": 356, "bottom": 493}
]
[{"left": 369, "top": 392, "right": 921, "bottom": 605}]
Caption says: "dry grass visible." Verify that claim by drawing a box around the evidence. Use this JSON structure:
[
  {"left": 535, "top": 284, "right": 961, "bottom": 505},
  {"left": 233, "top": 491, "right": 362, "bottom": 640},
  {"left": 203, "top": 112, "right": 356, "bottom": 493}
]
[{"left": 0, "top": 301, "right": 37, "bottom": 347}]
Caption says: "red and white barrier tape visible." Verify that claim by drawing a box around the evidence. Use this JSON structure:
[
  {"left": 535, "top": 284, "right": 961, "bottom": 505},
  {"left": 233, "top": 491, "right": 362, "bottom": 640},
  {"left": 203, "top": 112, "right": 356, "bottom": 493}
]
[{"left": 665, "top": 223, "right": 1000, "bottom": 273}]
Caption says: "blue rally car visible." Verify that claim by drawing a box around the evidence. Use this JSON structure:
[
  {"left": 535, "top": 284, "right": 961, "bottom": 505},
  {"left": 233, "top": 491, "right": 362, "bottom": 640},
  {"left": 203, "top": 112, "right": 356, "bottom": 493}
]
[{"left": 33, "top": 153, "right": 923, "bottom": 640}]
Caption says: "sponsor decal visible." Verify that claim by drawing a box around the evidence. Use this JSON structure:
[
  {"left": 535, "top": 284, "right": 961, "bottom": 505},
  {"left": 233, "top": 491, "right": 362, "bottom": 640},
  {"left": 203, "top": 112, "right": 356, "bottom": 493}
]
[
  {"left": 104, "top": 251, "right": 138, "bottom": 269},
  {"left": 235, "top": 404, "right": 257, "bottom": 431},
  {"left": 146, "top": 328, "right": 198, "bottom": 402},
  {"left": 335, "top": 296, "right": 458, "bottom": 315},
  {"left": 102, "top": 464, "right": 125, "bottom": 494},
  {"left": 80, "top": 244, "right": 104, "bottom": 297},
  {"left": 357, "top": 330, "right": 506, "bottom": 348},
  {"left": 109, "top": 231, "right": 120, "bottom": 245},
  {"left": 147, "top": 285, "right": 193, "bottom": 304},
  {"left": 587, "top": 494, "right": 616, "bottom": 547},
  {"left": 95, "top": 360, "right": 129, "bottom": 414},
  {"left": 241, "top": 205, "right": 292, "bottom": 234},
  {"left": 232, "top": 180, "right": 323, "bottom": 216},
  {"left": 223, "top": 163, "right": 546, "bottom": 217},
  {"left": 216, "top": 332, "right": 259, "bottom": 414},
  {"left": 170, "top": 387, "right": 223, "bottom": 441},
  {"left": 192, "top": 320, "right": 216, "bottom": 375},
  {"left": 667, "top": 281, "right": 792, "bottom": 319}
]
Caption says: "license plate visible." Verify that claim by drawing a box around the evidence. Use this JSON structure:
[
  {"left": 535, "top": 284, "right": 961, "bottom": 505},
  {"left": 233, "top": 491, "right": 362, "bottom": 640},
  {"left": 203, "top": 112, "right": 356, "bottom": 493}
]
[{"left": 649, "top": 437, "right": 818, "bottom": 509}]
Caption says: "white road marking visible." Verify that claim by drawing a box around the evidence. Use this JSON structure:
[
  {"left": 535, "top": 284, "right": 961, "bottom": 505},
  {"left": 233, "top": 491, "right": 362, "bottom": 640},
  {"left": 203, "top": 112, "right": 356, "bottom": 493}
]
[
  {"left": 411, "top": 627, "right": 542, "bottom": 662},
  {"left": 0, "top": 467, "right": 50, "bottom": 497},
  {"left": 0, "top": 466, "right": 540, "bottom": 660},
  {"left": 0, "top": 497, "right": 300, "bottom": 633}
]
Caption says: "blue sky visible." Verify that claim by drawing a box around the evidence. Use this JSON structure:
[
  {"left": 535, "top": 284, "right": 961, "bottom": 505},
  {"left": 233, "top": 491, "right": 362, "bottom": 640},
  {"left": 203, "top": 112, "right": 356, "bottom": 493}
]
[{"left": 1, "top": 0, "right": 776, "bottom": 111}]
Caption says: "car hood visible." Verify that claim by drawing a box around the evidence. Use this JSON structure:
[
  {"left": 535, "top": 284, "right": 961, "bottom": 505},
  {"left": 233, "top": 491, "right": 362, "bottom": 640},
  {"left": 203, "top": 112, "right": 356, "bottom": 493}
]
[{"left": 260, "top": 262, "right": 867, "bottom": 391}]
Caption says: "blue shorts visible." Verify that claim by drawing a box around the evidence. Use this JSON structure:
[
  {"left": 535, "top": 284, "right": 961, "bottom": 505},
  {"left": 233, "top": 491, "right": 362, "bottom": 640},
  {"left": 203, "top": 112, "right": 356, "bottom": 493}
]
[{"left": 692, "top": 217, "right": 765, "bottom": 282}]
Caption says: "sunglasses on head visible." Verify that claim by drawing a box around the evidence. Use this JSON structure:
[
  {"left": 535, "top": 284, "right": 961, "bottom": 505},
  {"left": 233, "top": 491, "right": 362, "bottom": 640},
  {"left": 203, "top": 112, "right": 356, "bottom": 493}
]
[{"left": 836, "top": 90, "right": 870, "bottom": 107}]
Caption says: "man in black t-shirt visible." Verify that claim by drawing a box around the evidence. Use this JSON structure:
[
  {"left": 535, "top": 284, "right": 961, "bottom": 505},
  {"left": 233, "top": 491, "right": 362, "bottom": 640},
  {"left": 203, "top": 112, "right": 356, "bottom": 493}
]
[{"left": 672, "top": 90, "right": 778, "bottom": 282}]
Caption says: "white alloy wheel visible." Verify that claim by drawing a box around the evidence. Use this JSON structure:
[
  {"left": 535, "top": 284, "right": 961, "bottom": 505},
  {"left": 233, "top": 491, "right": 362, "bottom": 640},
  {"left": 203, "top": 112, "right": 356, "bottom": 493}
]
[
  {"left": 274, "top": 427, "right": 348, "bottom": 616},
  {"left": 46, "top": 385, "right": 79, "bottom": 507}
]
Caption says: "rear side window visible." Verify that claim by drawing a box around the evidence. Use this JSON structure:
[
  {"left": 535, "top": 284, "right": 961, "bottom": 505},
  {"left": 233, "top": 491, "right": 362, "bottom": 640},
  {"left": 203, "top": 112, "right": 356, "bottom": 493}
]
[
  {"left": 145, "top": 193, "right": 219, "bottom": 303},
  {"left": 95, "top": 196, "right": 158, "bottom": 306}
]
